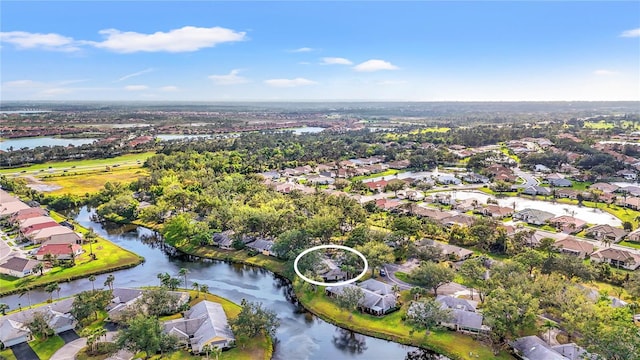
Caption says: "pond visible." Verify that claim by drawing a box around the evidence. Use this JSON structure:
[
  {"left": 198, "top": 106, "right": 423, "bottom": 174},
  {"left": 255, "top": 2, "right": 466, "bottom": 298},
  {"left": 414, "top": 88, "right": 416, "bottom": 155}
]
[
  {"left": 0, "top": 137, "right": 97, "bottom": 151},
  {"left": 0, "top": 207, "right": 449, "bottom": 360}
]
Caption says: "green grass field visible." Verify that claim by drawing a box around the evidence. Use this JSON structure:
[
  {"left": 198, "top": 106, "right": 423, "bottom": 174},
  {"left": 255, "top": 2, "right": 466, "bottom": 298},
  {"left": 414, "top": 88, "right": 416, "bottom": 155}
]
[
  {"left": 0, "top": 152, "right": 154, "bottom": 174},
  {"left": 44, "top": 167, "right": 149, "bottom": 196},
  {"left": 31, "top": 335, "right": 65, "bottom": 360},
  {"left": 583, "top": 121, "right": 614, "bottom": 130}
]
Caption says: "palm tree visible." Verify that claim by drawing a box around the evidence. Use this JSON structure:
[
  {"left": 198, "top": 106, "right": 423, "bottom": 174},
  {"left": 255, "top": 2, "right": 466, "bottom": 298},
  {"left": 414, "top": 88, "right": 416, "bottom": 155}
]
[
  {"left": 104, "top": 274, "right": 115, "bottom": 291},
  {"left": 0, "top": 303, "right": 9, "bottom": 315},
  {"left": 45, "top": 283, "right": 57, "bottom": 302},
  {"left": 33, "top": 262, "right": 44, "bottom": 276},
  {"left": 55, "top": 282, "right": 62, "bottom": 299},
  {"left": 94, "top": 327, "right": 107, "bottom": 343},
  {"left": 89, "top": 275, "right": 96, "bottom": 291},
  {"left": 192, "top": 281, "right": 201, "bottom": 297},
  {"left": 18, "top": 287, "right": 32, "bottom": 308},
  {"left": 542, "top": 319, "right": 558, "bottom": 344},
  {"left": 200, "top": 284, "right": 209, "bottom": 295},
  {"left": 178, "top": 268, "right": 189, "bottom": 290},
  {"left": 211, "top": 346, "right": 222, "bottom": 360}
]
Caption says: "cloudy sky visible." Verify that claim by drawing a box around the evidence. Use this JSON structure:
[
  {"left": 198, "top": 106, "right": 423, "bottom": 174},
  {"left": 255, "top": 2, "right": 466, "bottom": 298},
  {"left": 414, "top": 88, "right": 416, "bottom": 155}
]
[{"left": 1, "top": 1, "right": 639, "bottom": 101}]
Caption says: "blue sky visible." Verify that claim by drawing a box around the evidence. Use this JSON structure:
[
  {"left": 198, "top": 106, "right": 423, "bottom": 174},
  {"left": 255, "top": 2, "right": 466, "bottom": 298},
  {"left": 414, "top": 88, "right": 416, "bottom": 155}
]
[{"left": 1, "top": 1, "right": 639, "bottom": 101}]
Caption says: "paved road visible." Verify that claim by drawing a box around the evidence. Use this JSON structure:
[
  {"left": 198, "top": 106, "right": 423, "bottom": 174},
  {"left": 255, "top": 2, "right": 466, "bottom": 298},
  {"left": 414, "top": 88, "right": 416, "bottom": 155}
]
[
  {"left": 513, "top": 167, "right": 539, "bottom": 188},
  {"left": 382, "top": 263, "right": 412, "bottom": 290},
  {"left": 383, "top": 262, "right": 470, "bottom": 296}
]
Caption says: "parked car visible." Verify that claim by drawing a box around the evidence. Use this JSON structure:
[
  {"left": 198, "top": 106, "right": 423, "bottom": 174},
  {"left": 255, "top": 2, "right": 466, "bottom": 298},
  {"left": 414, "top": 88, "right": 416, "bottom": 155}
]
[{"left": 379, "top": 268, "right": 387, "bottom": 277}]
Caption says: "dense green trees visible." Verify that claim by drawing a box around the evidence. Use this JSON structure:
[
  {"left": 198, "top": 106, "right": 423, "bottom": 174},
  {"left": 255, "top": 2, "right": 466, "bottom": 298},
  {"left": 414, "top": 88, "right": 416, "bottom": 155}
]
[
  {"left": 115, "top": 314, "right": 178, "bottom": 358},
  {"left": 229, "top": 299, "right": 280, "bottom": 342},
  {"left": 408, "top": 261, "right": 455, "bottom": 296},
  {"left": 355, "top": 242, "right": 395, "bottom": 277},
  {"left": 405, "top": 298, "right": 453, "bottom": 335}
]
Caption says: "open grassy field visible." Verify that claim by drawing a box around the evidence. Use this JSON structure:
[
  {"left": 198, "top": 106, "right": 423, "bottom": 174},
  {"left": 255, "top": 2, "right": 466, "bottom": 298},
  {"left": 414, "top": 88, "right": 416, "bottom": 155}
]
[
  {"left": 44, "top": 167, "right": 149, "bottom": 196},
  {"left": 0, "top": 152, "right": 154, "bottom": 175},
  {"left": 31, "top": 335, "right": 65, "bottom": 360}
]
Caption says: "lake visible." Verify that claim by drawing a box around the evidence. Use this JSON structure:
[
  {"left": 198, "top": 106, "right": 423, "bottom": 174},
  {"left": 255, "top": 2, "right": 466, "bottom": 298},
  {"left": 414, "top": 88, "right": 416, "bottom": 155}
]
[{"left": 0, "top": 137, "right": 97, "bottom": 151}]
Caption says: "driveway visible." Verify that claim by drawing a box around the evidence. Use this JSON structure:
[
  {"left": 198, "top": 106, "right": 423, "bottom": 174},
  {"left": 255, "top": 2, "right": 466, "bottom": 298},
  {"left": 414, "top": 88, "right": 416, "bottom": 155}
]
[
  {"left": 513, "top": 167, "right": 538, "bottom": 188},
  {"left": 58, "top": 329, "right": 80, "bottom": 343},
  {"left": 383, "top": 263, "right": 416, "bottom": 291},
  {"left": 10, "top": 342, "right": 39, "bottom": 360},
  {"left": 50, "top": 331, "right": 120, "bottom": 360}
]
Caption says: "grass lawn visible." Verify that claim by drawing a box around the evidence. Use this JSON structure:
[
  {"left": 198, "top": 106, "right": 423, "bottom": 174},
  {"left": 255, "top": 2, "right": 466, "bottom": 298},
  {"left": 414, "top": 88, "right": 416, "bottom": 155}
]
[
  {"left": 44, "top": 167, "right": 149, "bottom": 196},
  {"left": 351, "top": 169, "right": 403, "bottom": 182},
  {"left": 583, "top": 121, "right": 614, "bottom": 130},
  {"left": 0, "top": 348, "right": 17, "bottom": 360},
  {"left": 0, "top": 152, "right": 154, "bottom": 175},
  {"left": 296, "top": 283, "right": 512, "bottom": 360},
  {"left": 30, "top": 335, "right": 65, "bottom": 360},
  {"left": 619, "top": 241, "right": 640, "bottom": 250},
  {"left": 571, "top": 181, "right": 592, "bottom": 191}
]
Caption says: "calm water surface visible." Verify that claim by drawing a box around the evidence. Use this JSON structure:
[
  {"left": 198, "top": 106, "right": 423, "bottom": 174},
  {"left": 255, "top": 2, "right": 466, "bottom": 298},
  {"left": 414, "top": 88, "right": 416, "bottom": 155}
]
[
  {"left": 0, "top": 207, "right": 449, "bottom": 360},
  {"left": 0, "top": 137, "right": 96, "bottom": 151}
]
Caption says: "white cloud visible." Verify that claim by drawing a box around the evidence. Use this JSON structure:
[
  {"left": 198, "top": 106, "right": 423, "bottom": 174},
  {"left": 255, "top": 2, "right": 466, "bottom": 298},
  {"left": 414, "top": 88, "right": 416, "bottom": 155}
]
[
  {"left": 208, "top": 69, "right": 249, "bottom": 85},
  {"left": 377, "top": 80, "right": 408, "bottom": 85},
  {"left": 353, "top": 59, "right": 399, "bottom": 72},
  {"left": 159, "top": 86, "right": 179, "bottom": 92},
  {"left": 124, "top": 85, "right": 149, "bottom": 91},
  {"left": 116, "top": 68, "right": 154, "bottom": 82},
  {"left": 321, "top": 57, "right": 353, "bottom": 65},
  {"left": 594, "top": 69, "right": 618, "bottom": 76},
  {"left": 91, "top": 26, "right": 246, "bottom": 53},
  {"left": 620, "top": 28, "right": 640, "bottom": 38},
  {"left": 289, "top": 47, "right": 315, "bottom": 53},
  {"left": 264, "top": 78, "right": 317, "bottom": 87},
  {"left": 2, "top": 79, "right": 44, "bottom": 88},
  {"left": 0, "top": 31, "right": 80, "bottom": 52}
]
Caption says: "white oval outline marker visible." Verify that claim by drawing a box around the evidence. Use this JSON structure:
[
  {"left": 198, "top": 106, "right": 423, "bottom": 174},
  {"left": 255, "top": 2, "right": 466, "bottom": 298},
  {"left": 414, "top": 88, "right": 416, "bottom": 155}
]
[{"left": 294, "top": 244, "right": 369, "bottom": 287}]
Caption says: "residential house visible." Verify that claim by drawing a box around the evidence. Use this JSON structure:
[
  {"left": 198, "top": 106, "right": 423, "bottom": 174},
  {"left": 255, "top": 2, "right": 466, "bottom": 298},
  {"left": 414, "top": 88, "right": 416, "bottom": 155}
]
[
  {"left": 0, "top": 298, "right": 76, "bottom": 348},
  {"left": 622, "top": 196, "right": 640, "bottom": 210},
  {"left": 20, "top": 221, "right": 60, "bottom": 238},
  {"left": 28, "top": 226, "right": 76, "bottom": 244},
  {"left": 548, "top": 216, "right": 587, "bottom": 234},
  {"left": 549, "top": 178, "right": 573, "bottom": 187},
  {"left": 259, "top": 171, "right": 280, "bottom": 180},
  {"left": 318, "top": 258, "right": 347, "bottom": 282},
  {"left": 627, "top": 228, "right": 640, "bottom": 243},
  {"left": 513, "top": 209, "right": 555, "bottom": 225},
  {"left": 554, "top": 188, "right": 581, "bottom": 200},
  {"left": 522, "top": 186, "right": 552, "bottom": 197},
  {"left": 585, "top": 224, "right": 628, "bottom": 244},
  {"left": 212, "top": 230, "right": 235, "bottom": 250},
  {"left": 443, "top": 214, "right": 476, "bottom": 228},
  {"left": 9, "top": 207, "right": 48, "bottom": 223},
  {"left": 455, "top": 198, "right": 480, "bottom": 212},
  {"left": 374, "top": 198, "right": 402, "bottom": 210},
  {"left": 418, "top": 239, "right": 474, "bottom": 261},
  {"left": 616, "top": 169, "right": 637, "bottom": 180},
  {"left": 590, "top": 248, "right": 640, "bottom": 270},
  {"left": 403, "top": 190, "right": 424, "bottom": 201},
  {"left": 590, "top": 182, "right": 619, "bottom": 193},
  {"left": 432, "top": 295, "right": 488, "bottom": 334},
  {"left": 0, "top": 256, "right": 39, "bottom": 278},
  {"left": 246, "top": 238, "right": 276, "bottom": 256},
  {"left": 387, "top": 159, "right": 410, "bottom": 169},
  {"left": 435, "top": 174, "right": 461, "bottom": 185},
  {"left": 0, "top": 201, "right": 31, "bottom": 218},
  {"left": 35, "top": 243, "right": 83, "bottom": 260},
  {"left": 522, "top": 230, "right": 567, "bottom": 248},
  {"left": 462, "top": 173, "right": 490, "bottom": 184},
  {"left": 511, "top": 336, "right": 569, "bottom": 360},
  {"left": 18, "top": 216, "right": 56, "bottom": 229},
  {"left": 534, "top": 164, "right": 551, "bottom": 173},
  {"left": 364, "top": 179, "right": 388, "bottom": 193},
  {"left": 618, "top": 185, "right": 640, "bottom": 197},
  {"left": 325, "top": 279, "right": 397, "bottom": 316},
  {"left": 163, "top": 300, "right": 235, "bottom": 353},
  {"left": 551, "top": 343, "right": 595, "bottom": 360},
  {"left": 553, "top": 237, "right": 594, "bottom": 258},
  {"left": 306, "top": 175, "right": 335, "bottom": 185},
  {"left": 107, "top": 288, "right": 190, "bottom": 322},
  {"left": 45, "top": 232, "right": 83, "bottom": 245},
  {"left": 412, "top": 207, "right": 454, "bottom": 223},
  {"left": 480, "top": 205, "right": 514, "bottom": 219}
]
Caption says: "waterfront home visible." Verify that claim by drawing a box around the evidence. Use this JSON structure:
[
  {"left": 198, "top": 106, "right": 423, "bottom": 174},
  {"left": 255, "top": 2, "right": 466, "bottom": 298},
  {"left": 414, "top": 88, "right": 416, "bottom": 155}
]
[
  {"left": 318, "top": 258, "right": 347, "bottom": 282},
  {"left": 513, "top": 208, "right": 555, "bottom": 225},
  {"left": 590, "top": 182, "right": 619, "bottom": 193},
  {"left": 511, "top": 336, "right": 568, "bottom": 360},
  {"left": 107, "top": 288, "right": 190, "bottom": 322},
  {"left": 35, "top": 243, "right": 83, "bottom": 260},
  {"left": 326, "top": 279, "right": 397, "bottom": 316},
  {"left": 246, "top": 238, "right": 277, "bottom": 256},
  {"left": 211, "top": 230, "right": 235, "bottom": 249},
  {"left": 9, "top": 207, "right": 48, "bottom": 223},
  {"left": 163, "top": 300, "right": 235, "bottom": 353},
  {"left": 479, "top": 205, "right": 514, "bottom": 219},
  {"left": 0, "top": 256, "right": 39, "bottom": 278},
  {"left": 432, "top": 295, "right": 488, "bottom": 334}
]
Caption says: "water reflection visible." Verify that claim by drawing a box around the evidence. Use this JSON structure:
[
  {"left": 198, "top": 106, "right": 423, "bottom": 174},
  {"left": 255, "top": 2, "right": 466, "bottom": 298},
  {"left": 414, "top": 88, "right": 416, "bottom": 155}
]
[
  {"left": 0, "top": 206, "right": 449, "bottom": 360},
  {"left": 332, "top": 328, "right": 368, "bottom": 354}
]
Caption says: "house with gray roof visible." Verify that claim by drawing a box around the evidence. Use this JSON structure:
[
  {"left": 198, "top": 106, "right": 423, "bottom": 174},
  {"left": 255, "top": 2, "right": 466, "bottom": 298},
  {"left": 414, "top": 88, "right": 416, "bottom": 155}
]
[
  {"left": 163, "top": 300, "right": 235, "bottom": 353},
  {"left": 522, "top": 186, "right": 552, "bottom": 197},
  {"left": 326, "top": 279, "right": 397, "bottom": 316},
  {"left": 0, "top": 298, "right": 76, "bottom": 348},
  {"left": 418, "top": 239, "right": 474, "bottom": 261},
  {"left": 434, "top": 295, "right": 488, "bottom": 334},
  {"left": 585, "top": 224, "right": 628, "bottom": 244},
  {"left": 513, "top": 208, "right": 555, "bottom": 225},
  {"left": 551, "top": 343, "right": 595, "bottom": 360},
  {"left": 0, "top": 256, "right": 40, "bottom": 278},
  {"left": 511, "top": 336, "right": 568, "bottom": 360},
  {"left": 211, "top": 230, "right": 235, "bottom": 249},
  {"left": 246, "top": 238, "right": 276, "bottom": 256},
  {"left": 107, "top": 288, "right": 190, "bottom": 322},
  {"left": 590, "top": 248, "right": 640, "bottom": 270}
]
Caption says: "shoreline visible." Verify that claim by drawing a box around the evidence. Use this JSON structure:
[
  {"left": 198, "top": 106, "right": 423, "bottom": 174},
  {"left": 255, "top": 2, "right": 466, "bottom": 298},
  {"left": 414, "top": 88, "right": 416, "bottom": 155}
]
[{"left": 173, "top": 242, "right": 513, "bottom": 360}]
